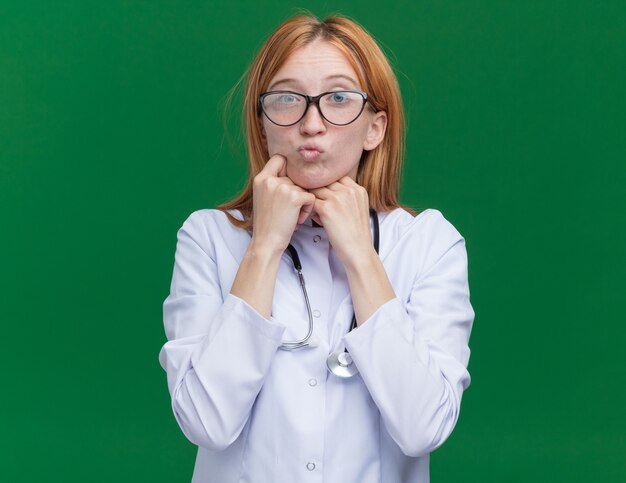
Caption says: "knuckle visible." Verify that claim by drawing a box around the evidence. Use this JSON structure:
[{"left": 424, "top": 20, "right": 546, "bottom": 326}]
[
  {"left": 253, "top": 174, "right": 266, "bottom": 188},
  {"left": 289, "top": 190, "right": 304, "bottom": 202}
]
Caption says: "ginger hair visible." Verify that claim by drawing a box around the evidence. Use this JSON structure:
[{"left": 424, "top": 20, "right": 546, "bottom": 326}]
[{"left": 218, "top": 14, "right": 414, "bottom": 230}]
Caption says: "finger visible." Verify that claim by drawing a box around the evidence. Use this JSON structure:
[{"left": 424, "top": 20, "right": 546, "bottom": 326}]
[
  {"left": 311, "top": 213, "right": 323, "bottom": 226},
  {"left": 311, "top": 199, "right": 325, "bottom": 225},
  {"left": 313, "top": 198, "right": 326, "bottom": 217},
  {"left": 297, "top": 205, "right": 313, "bottom": 225},
  {"left": 297, "top": 194, "right": 316, "bottom": 224},
  {"left": 277, "top": 157, "right": 287, "bottom": 178},
  {"left": 338, "top": 176, "right": 368, "bottom": 201},
  {"left": 323, "top": 181, "right": 344, "bottom": 191},
  {"left": 273, "top": 176, "right": 297, "bottom": 187},
  {"left": 258, "top": 154, "right": 286, "bottom": 179},
  {"left": 309, "top": 186, "right": 334, "bottom": 199},
  {"left": 338, "top": 176, "right": 359, "bottom": 187}
]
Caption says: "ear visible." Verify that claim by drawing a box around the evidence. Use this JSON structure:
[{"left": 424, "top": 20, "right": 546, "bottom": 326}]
[{"left": 363, "top": 111, "right": 387, "bottom": 151}]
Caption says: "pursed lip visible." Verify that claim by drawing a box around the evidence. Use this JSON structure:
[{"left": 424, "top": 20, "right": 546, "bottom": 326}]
[
  {"left": 297, "top": 143, "right": 324, "bottom": 161},
  {"left": 297, "top": 143, "right": 324, "bottom": 153}
]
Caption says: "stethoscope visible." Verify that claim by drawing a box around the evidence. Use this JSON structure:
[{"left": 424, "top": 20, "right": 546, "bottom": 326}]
[{"left": 278, "top": 209, "right": 380, "bottom": 378}]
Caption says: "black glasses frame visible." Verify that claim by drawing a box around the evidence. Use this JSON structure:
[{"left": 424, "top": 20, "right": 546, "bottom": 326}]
[{"left": 258, "top": 90, "right": 369, "bottom": 127}]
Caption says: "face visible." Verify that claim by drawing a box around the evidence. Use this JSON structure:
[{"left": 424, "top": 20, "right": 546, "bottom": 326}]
[{"left": 261, "top": 39, "right": 387, "bottom": 190}]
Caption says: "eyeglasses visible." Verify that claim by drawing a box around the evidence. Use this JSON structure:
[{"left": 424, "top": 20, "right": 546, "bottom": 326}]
[{"left": 258, "top": 90, "right": 369, "bottom": 127}]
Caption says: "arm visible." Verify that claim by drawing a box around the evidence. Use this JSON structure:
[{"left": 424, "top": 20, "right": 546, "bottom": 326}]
[
  {"left": 230, "top": 154, "right": 315, "bottom": 318},
  {"left": 344, "top": 228, "right": 474, "bottom": 457},
  {"left": 160, "top": 156, "right": 316, "bottom": 450},
  {"left": 159, "top": 211, "right": 286, "bottom": 450},
  {"left": 310, "top": 178, "right": 474, "bottom": 456},
  {"left": 342, "top": 245, "right": 396, "bottom": 326}
]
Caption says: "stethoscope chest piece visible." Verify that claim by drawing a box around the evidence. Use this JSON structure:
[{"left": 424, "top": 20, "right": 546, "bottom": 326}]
[{"left": 326, "top": 350, "right": 359, "bottom": 378}]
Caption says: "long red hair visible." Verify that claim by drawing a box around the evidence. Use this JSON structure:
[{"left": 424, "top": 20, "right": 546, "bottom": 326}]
[{"left": 218, "top": 14, "right": 415, "bottom": 230}]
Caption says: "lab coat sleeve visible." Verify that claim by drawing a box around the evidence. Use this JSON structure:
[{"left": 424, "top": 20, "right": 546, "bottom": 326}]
[
  {"left": 158, "top": 211, "right": 286, "bottom": 450},
  {"left": 343, "top": 223, "right": 474, "bottom": 458}
]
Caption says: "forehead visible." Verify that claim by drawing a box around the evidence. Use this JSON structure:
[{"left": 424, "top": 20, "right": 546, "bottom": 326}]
[{"left": 268, "top": 39, "right": 362, "bottom": 90}]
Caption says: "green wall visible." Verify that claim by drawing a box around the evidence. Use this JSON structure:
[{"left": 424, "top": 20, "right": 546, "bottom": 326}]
[{"left": 1, "top": 1, "right": 624, "bottom": 481}]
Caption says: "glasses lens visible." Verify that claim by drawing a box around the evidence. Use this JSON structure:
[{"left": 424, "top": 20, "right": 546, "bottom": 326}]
[
  {"left": 261, "top": 92, "right": 307, "bottom": 126},
  {"left": 319, "top": 91, "right": 365, "bottom": 125},
  {"left": 261, "top": 91, "right": 366, "bottom": 126}
]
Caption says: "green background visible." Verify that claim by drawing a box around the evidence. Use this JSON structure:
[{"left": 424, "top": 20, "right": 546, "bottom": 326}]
[{"left": 1, "top": 1, "right": 624, "bottom": 481}]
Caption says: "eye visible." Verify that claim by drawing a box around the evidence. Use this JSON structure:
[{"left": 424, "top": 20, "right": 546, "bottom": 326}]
[
  {"left": 277, "top": 94, "right": 299, "bottom": 104},
  {"left": 328, "top": 92, "right": 348, "bottom": 103}
]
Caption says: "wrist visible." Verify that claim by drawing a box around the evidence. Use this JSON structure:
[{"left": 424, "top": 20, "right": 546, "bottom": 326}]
[
  {"left": 231, "top": 239, "right": 285, "bottom": 319},
  {"left": 341, "top": 245, "right": 379, "bottom": 273},
  {"left": 342, "top": 246, "right": 396, "bottom": 326},
  {"left": 248, "top": 238, "right": 285, "bottom": 263}
]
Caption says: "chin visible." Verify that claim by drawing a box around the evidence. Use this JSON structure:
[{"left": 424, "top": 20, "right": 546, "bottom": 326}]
[
  {"left": 286, "top": 166, "right": 331, "bottom": 189},
  {"left": 290, "top": 174, "right": 333, "bottom": 190}
]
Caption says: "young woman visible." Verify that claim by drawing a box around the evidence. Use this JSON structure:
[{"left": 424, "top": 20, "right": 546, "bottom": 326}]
[{"left": 159, "top": 14, "right": 475, "bottom": 483}]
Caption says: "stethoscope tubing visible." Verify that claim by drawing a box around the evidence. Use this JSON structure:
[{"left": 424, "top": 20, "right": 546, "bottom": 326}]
[
  {"left": 280, "top": 209, "right": 380, "bottom": 376},
  {"left": 280, "top": 245, "right": 314, "bottom": 350}
]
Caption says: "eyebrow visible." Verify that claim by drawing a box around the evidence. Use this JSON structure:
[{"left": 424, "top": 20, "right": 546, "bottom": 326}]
[{"left": 268, "top": 74, "right": 360, "bottom": 91}]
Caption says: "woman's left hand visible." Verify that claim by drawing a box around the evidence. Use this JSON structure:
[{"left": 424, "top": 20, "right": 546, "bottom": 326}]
[
  {"left": 309, "top": 177, "right": 374, "bottom": 267},
  {"left": 311, "top": 176, "right": 397, "bottom": 325}
]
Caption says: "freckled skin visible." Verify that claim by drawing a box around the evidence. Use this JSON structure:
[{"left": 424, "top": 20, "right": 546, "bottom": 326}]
[{"left": 263, "top": 39, "right": 384, "bottom": 190}]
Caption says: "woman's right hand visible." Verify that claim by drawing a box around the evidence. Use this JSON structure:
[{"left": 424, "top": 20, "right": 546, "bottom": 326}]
[{"left": 250, "top": 154, "right": 316, "bottom": 254}]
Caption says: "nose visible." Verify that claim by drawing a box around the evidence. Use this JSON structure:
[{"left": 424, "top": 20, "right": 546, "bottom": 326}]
[{"left": 299, "top": 102, "right": 326, "bottom": 136}]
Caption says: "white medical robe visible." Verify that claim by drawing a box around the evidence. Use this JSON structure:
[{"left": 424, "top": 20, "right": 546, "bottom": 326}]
[{"left": 159, "top": 207, "right": 475, "bottom": 482}]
